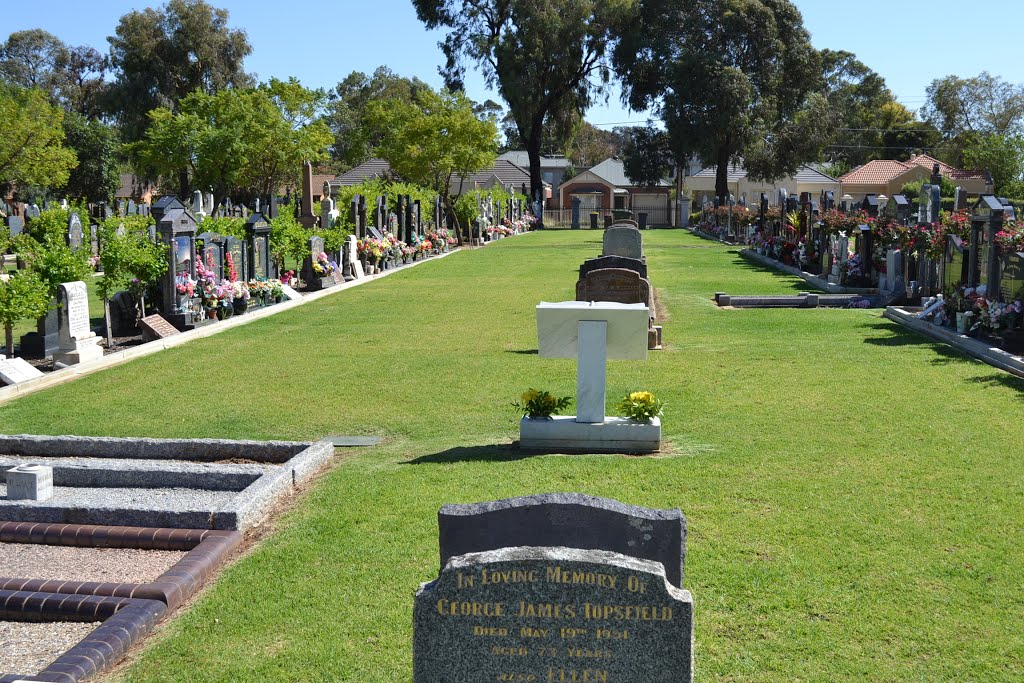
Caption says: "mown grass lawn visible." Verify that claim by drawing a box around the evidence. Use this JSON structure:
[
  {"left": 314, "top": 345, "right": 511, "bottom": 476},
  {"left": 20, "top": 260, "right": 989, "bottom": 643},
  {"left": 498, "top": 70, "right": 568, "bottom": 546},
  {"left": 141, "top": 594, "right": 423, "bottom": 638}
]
[{"left": 2, "top": 229, "right": 1022, "bottom": 682}]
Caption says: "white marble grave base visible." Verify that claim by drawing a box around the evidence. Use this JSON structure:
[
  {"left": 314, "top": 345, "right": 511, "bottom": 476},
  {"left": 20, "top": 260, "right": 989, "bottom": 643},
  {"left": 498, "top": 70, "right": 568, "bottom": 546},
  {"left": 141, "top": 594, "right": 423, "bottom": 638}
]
[
  {"left": 520, "top": 416, "right": 661, "bottom": 453},
  {"left": 52, "top": 335, "right": 103, "bottom": 366}
]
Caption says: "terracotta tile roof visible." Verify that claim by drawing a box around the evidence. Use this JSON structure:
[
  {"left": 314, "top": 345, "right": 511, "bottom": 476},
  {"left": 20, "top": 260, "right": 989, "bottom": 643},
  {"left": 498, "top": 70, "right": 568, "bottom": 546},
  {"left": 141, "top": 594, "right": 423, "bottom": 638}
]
[
  {"left": 838, "top": 160, "right": 916, "bottom": 185},
  {"left": 906, "top": 154, "right": 990, "bottom": 182}
]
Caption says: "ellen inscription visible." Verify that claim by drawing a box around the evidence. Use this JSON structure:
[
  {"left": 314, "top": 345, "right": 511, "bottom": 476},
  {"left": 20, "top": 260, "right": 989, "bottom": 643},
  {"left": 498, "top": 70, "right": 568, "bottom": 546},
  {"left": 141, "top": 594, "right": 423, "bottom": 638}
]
[{"left": 414, "top": 546, "right": 693, "bottom": 683}]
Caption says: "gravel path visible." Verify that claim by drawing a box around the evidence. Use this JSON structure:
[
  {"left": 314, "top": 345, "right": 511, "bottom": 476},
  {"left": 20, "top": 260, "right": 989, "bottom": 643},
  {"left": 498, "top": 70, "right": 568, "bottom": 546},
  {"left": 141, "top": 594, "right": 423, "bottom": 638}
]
[
  {"left": 0, "top": 620, "right": 100, "bottom": 676},
  {"left": 0, "top": 543, "right": 186, "bottom": 582}
]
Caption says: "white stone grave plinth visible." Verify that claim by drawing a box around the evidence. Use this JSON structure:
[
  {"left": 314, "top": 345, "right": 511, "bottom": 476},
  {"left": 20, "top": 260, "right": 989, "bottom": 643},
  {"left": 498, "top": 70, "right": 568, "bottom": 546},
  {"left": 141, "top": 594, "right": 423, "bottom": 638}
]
[
  {"left": 524, "top": 301, "right": 659, "bottom": 453},
  {"left": 6, "top": 464, "right": 54, "bottom": 500}
]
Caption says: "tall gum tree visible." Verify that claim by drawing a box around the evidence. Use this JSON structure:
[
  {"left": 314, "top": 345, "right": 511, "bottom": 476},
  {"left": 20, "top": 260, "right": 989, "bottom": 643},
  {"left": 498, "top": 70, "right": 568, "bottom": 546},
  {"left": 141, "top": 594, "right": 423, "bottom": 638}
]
[
  {"left": 615, "top": 0, "right": 833, "bottom": 203},
  {"left": 413, "top": 0, "right": 635, "bottom": 225}
]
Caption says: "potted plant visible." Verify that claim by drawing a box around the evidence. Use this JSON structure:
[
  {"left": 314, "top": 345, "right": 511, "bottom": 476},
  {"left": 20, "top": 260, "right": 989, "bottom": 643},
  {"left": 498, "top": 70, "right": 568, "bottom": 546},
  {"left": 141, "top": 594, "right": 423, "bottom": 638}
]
[{"left": 514, "top": 389, "right": 573, "bottom": 424}]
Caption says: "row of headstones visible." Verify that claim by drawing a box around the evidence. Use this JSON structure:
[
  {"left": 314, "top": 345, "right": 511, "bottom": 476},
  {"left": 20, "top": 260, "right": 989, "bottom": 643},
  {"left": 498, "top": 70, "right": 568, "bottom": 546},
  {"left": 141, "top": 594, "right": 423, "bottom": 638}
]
[
  {"left": 574, "top": 221, "right": 663, "bottom": 350},
  {"left": 412, "top": 492, "right": 694, "bottom": 682}
]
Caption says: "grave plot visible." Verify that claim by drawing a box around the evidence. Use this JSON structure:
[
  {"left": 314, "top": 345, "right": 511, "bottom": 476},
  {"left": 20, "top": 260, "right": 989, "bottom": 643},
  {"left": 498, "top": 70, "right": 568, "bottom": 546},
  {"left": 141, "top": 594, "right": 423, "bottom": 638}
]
[
  {"left": 714, "top": 292, "right": 868, "bottom": 308},
  {"left": 0, "top": 435, "right": 334, "bottom": 530}
]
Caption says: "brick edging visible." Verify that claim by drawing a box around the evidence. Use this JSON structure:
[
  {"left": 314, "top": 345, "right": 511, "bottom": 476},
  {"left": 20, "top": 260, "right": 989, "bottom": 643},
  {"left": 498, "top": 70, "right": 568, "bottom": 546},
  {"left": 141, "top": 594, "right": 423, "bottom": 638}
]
[
  {"left": 0, "top": 522, "right": 241, "bottom": 610},
  {"left": 0, "top": 591, "right": 165, "bottom": 683}
]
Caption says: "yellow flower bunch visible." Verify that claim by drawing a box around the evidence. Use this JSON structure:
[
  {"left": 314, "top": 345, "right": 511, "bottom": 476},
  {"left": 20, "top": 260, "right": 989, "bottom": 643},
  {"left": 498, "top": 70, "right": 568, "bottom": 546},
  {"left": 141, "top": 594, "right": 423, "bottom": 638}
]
[
  {"left": 617, "top": 390, "right": 664, "bottom": 422},
  {"left": 514, "top": 388, "right": 572, "bottom": 419}
]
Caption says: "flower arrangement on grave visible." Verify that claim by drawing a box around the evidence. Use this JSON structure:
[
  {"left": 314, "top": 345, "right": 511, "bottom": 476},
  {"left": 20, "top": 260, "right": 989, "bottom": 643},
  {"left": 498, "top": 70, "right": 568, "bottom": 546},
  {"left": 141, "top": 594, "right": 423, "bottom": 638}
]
[
  {"left": 417, "top": 239, "right": 433, "bottom": 255},
  {"left": 617, "top": 391, "right": 664, "bottom": 423},
  {"left": 311, "top": 251, "right": 336, "bottom": 277},
  {"left": 401, "top": 245, "right": 415, "bottom": 262},
  {"left": 872, "top": 216, "right": 907, "bottom": 249},
  {"left": 231, "top": 280, "right": 250, "bottom": 301},
  {"left": 514, "top": 389, "right": 573, "bottom": 420},
  {"left": 225, "top": 251, "right": 239, "bottom": 282},
  {"left": 843, "top": 253, "right": 864, "bottom": 285},
  {"left": 280, "top": 270, "right": 298, "bottom": 285},
  {"left": 941, "top": 209, "right": 971, "bottom": 242},
  {"left": 174, "top": 272, "right": 196, "bottom": 298},
  {"left": 357, "top": 237, "right": 386, "bottom": 261},
  {"left": 994, "top": 220, "right": 1023, "bottom": 253}
]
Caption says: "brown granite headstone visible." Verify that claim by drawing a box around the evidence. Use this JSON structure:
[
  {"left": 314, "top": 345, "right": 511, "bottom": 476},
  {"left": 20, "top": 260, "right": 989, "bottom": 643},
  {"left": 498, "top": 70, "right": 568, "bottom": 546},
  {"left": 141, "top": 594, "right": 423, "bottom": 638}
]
[
  {"left": 576, "top": 268, "right": 654, "bottom": 315},
  {"left": 139, "top": 314, "right": 182, "bottom": 343}
]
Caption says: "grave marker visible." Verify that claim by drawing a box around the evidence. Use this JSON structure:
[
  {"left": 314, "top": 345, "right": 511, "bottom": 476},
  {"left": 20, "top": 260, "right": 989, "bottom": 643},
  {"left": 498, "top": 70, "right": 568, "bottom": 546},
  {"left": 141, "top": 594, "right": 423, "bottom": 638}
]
[
  {"left": 0, "top": 357, "right": 44, "bottom": 385},
  {"left": 67, "top": 212, "right": 84, "bottom": 250},
  {"left": 138, "top": 314, "right": 182, "bottom": 343},
  {"left": 413, "top": 546, "right": 693, "bottom": 683},
  {"left": 53, "top": 281, "right": 102, "bottom": 365},
  {"left": 602, "top": 226, "right": 644, "bottom": 260}
]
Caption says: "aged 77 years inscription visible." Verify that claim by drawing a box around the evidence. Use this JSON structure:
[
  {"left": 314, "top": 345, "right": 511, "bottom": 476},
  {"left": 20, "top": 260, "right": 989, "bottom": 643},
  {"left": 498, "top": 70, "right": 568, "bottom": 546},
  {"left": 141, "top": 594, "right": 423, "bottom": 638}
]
[{"left": 414, "top": 546, "right": 693, "bottom": 683}]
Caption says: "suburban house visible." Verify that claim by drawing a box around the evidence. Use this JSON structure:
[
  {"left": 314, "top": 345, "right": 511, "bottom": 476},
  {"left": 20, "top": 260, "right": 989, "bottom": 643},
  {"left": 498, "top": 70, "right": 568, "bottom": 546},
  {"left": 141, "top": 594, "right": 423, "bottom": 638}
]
[
  {"left": 497, "top": 151, "right": 573, "bottom": 195},
  {"left": 328, "top": 158, "right": 543, "bottom": 199},
  {"left": 838, "top": 154, "right": 992, "bottom": 202},
  {"left": 685, "top": 164, "right": 841, "bottom": 207},
  {"left": 557, "top": 157, "right": 671, "bottom": 216}
]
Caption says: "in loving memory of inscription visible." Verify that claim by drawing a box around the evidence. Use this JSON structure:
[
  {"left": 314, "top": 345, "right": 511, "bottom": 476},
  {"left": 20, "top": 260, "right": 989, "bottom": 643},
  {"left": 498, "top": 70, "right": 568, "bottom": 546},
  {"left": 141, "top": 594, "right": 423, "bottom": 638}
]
[{"left": 414, "top": 547, "right": 693, "bottom": 683}]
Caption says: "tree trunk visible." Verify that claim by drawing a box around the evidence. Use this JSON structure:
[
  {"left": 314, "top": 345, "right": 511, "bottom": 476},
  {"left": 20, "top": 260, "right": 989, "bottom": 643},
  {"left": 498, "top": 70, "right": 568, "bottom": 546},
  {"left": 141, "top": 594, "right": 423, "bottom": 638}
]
[
  {"left": 524, "top": 119, "right": 545, "bottom": 229},
  {"left": 716, "top": 145, "right": 730, "bottom": 206},
  {"left": 444, "top": 196, "right": 464, "bottom": 246},
  {"left": 4, "top": 324, "right": 12, "bottom": 357},
  {"left": 178, "top": 169, "right": 190, "bottom": 200},
  {"left": 104, "top": 296, "right": 113, "bottom": 348},
  {"left": 138, "top": 292, "right": 146, "bottom": 322}
]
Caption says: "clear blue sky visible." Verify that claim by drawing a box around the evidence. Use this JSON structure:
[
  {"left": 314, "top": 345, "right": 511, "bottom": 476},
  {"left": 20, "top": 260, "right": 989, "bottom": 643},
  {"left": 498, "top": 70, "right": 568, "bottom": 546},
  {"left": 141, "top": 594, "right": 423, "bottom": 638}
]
[{"left": 4, "top": 0, "right": 1023, "bottom": 129}]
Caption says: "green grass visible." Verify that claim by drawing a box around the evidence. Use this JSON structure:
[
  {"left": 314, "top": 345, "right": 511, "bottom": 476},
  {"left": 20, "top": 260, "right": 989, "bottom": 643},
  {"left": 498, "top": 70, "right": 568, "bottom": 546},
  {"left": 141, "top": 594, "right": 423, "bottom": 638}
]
[{"left": 2, "top": 230, "right": 1023, "bottom": 682}]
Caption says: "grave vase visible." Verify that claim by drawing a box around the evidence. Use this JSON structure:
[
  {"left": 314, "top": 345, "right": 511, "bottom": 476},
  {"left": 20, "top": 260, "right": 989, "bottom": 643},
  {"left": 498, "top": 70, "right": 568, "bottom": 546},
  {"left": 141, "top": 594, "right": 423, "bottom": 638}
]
[
  {"left": 205, "top": 303, "right": 219, "bottom": 321},
  {"left": 220, "top": 300, "right": 234, "bottom": 319},
  {"left": 233, "top": 297, "right": 248, "bottom": 315}
]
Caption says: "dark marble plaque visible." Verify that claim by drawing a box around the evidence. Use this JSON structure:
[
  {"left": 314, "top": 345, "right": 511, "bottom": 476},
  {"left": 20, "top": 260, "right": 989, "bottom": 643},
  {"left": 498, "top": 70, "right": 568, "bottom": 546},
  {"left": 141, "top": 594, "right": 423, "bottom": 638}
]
[
  {"left": 414, "top": 546, "right": 693, "bottom": 683},
  {"left": 439, "top": 493, "right": 686, "bottom": 588},
  {"left": 579, "top": 256, "right": 647, "bottom": 280}
]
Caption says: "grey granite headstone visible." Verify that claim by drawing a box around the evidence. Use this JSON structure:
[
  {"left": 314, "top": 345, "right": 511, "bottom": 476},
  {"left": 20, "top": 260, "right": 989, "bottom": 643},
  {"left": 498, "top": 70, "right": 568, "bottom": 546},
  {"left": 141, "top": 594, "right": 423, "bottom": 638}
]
[
  {"left": 576, "top": 268, "right": 654, "bottom": 317},
  {"left": 438, "top": 493, "right": 686, "bottom": 588},
  {"left": 6, "top": 215, "right": 23, "bottom": 237},
  {"left": 67, "top": 212, "right": 84, "bottom": 250},
  {"left": 414, "top": 546, "right": 693, "bottom": 683},
  {"left": 579, "top": 255, "right": 647, "bottom": 280},
  {"left": 602, "top": 226, "right": 643, "bottom": 259}
]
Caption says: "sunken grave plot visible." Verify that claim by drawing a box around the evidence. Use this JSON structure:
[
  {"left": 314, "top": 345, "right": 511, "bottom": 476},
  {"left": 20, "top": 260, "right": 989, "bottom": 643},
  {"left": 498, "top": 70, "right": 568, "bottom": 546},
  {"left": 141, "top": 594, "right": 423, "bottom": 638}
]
[{"left": 0, "top": 435, "right": 334, "bottom": 530}]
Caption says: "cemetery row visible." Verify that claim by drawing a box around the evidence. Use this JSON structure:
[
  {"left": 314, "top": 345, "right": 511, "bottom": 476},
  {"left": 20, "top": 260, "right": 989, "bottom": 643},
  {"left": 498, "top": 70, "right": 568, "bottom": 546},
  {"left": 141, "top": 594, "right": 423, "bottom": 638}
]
[
  {"left": 1, "top": 183, "right": 536, "bottom": 386},
  {"left": 690, "top": 166, "right": 1024, "bottom": 349}
]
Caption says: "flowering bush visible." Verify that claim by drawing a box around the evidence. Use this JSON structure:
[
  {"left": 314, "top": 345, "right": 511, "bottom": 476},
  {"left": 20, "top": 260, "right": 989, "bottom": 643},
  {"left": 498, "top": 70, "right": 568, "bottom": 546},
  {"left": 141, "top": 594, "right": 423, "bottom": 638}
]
[
  {"left": 994, "top": 220, "right": 1022, "bottom": 253},
  {"left": 514, "top": 389, "right": 572, "bottom": 419},
  {"left": 617, "top": 391, "right": 664, "bottom": 422}
]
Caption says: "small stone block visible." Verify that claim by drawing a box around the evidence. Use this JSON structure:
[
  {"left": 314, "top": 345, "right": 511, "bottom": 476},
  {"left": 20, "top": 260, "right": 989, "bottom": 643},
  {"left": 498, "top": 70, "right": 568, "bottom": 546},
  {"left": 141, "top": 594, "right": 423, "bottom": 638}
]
[
  {"left": 520, "top": 415, "right": 661, "bottom": 453},
  {"left": 805, "top": 294, "right": 819, "bottom": 307},
  {"left": 718, "top": 295, "right": 731, "bottom": 306},
  {"left": 322, "top": 435, "right": 382, "bottom": 447},
  {"left": 6, "top": 464, "right": 54, "bottom": 501}
]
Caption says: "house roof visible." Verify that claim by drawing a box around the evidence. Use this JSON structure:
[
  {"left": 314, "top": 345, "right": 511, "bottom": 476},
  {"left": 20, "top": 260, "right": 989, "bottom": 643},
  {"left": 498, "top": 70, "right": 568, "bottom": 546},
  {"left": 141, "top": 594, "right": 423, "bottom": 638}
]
[
  {"left": 588, "top": 157, "right": 670, "bottom": 187},
  {"left": 330, "top": 158, "right": 541, "bottom": 195},
  {"left": 691, "top": 164, "right": 838, "bottom": 184},
  {"left": 838, "top": 160, "right": 920, "bottom": 185},
  {"left": 906, "top": 154, "right": 991, "bottom": 182},
  {"left": 332, "top": 159, "right": 394, "bottom": 188},
  {"left": 498, "top": 151, "right": 573, "bottom": 169}
]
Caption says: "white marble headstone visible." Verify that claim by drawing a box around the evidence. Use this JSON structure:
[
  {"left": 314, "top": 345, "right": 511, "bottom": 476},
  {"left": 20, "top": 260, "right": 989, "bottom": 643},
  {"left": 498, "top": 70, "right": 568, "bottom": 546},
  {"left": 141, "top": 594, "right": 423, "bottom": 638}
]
[
  {"left": 536, "top": 301, "right": 649, "bottom": 360},
  {"left": 57, "top": 281, "right": 92, "bottom": 348},
  {"left": 0, "top": 357, "right": 44, "bottom": 385}
]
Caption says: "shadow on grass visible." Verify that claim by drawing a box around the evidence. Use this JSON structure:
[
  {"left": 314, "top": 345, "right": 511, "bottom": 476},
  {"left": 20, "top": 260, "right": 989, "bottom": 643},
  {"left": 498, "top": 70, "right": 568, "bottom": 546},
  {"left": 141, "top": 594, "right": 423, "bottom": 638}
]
[
  {"left": 402, "top": 443, "right": 538, "bottom": 464},
  {"left": 967, "top": 372, "right": 1024, "bottom": 396},
  {"left": 726, "top": 256, "right": 815, "bottom": 293},
  {"left": 505, "top": 349, "right": 538, "bottom": 355}
]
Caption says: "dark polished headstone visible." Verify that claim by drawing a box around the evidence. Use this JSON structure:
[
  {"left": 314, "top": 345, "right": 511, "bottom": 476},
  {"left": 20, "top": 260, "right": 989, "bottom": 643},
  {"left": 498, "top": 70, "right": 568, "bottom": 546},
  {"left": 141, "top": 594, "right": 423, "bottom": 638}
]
[
  {"left": 579, "top": 255, "right": 647, "bottom": 280},
  {"left": 438, "top": 493, "right": 686, "bottom": 587},
  {"left": 414, "top": 546, "right": 693, "bottom": 683}
]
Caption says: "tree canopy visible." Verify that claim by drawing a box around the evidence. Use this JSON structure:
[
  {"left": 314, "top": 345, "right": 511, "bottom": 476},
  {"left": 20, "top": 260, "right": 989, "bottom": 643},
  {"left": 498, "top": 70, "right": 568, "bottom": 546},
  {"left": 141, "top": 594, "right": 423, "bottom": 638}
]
[
  {"left": 105, "top": 0, "right": 253, "bottom": 143},
  {"left": 324, "top": 67, "right": 432, "bottom": 170},
  {"left": 364, "top": 87, "right": 498, "bottom": 238},
  {"left": 615, "top": 0, "right": 833, "bottom": 201},
  {"left": 0, "top": 84, "right": 78, "bottom": 190},
  {"left": 132, "top": 79, "right": 332, "bottom": 212},
  {"left": 413, "top": 0, "right": 635, "bottom": 221}
]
